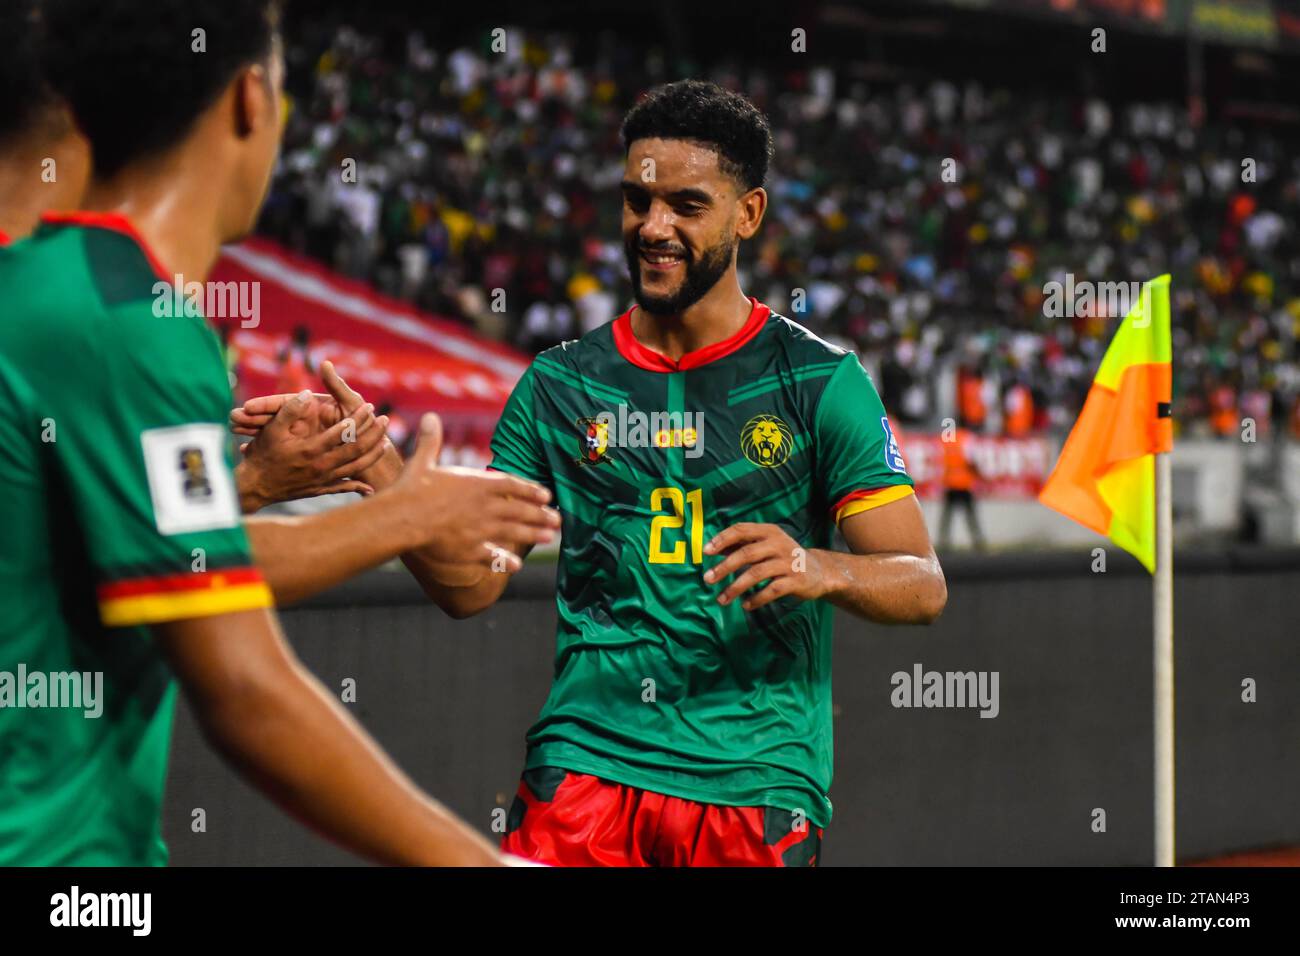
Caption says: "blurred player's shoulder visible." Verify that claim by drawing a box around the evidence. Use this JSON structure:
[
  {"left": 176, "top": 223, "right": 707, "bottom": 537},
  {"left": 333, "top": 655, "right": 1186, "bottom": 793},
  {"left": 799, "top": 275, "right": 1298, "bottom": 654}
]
[
  {"left": 0, "top": 212, "right": 228, "bottom": 402},
  {"left": 0, "top": 213, "right": 167, "bottom": 339}
]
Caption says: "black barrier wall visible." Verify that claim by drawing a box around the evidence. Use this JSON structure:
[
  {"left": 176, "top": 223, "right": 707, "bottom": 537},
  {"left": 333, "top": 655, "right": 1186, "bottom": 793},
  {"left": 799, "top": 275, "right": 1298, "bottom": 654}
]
[{"left": 162, "top": 549, "right": 1299, "bottom": 866}]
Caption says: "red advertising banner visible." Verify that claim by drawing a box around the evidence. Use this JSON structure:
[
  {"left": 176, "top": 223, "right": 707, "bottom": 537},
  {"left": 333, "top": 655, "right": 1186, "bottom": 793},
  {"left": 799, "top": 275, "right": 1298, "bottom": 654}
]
[
  {"left": 209, "top": 238, "right": 530, "bottom": 464},
  {"left": 896, "top": 430, "right": 1055, "bottom": 500}
]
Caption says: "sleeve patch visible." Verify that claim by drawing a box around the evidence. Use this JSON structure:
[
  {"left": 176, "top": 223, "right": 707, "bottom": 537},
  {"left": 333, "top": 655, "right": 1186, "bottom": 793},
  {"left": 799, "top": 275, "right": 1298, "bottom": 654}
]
[
  {"left": 140, "top": 423, "right": 240, "bottom": 535},
  {"left": 881, "top": 416, "right": 907, "bottom": 474}
]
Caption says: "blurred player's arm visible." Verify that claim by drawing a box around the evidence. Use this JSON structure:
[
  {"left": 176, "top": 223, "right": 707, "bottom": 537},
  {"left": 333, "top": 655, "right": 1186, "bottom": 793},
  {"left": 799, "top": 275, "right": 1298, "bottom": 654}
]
[
  {"left": 232, "top": 361, "right": 555, "bottom": 618},
  {"left": 155, "top": 607, "right": 501, "bottom": 866},
  {"left": 244, "top": 414, "right": 557, "bottom": 606},
  {"left": 76, "top": 330, "right": 505, "bottom": 863}
]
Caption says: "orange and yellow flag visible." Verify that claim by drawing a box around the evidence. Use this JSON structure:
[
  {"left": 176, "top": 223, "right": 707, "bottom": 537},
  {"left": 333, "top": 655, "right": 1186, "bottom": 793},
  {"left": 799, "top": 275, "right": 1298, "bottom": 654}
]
[{"left": 1039, "top": 275, "right": 1173, "bottom": 572}]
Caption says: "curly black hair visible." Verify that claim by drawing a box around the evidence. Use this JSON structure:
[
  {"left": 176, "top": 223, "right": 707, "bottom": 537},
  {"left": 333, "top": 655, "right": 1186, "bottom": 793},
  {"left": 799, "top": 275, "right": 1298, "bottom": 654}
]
[
  {"left": 620, "top": 80, "right": 774, "bottom": 192},
  {"left": 0, "top": 1, "right": 63, "bottom": 146},
  {"left": 40, "top": 0, "right": 283, "bottom": 178}
]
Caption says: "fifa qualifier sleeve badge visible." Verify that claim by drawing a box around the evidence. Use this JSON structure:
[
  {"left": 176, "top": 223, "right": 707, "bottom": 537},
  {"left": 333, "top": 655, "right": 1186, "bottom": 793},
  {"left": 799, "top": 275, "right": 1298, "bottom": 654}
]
[
  {"left": 140, "top": 423, "right": 240, "bottom": 535},
  {"left": 881, "top": 416, "right": 907, "bottom": 474}
]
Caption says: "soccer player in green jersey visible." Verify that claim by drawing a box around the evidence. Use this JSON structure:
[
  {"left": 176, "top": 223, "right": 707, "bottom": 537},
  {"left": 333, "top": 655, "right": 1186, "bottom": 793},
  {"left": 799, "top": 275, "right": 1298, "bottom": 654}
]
[
  {"left": 0, "top": 0, "right": 556, "bottom": 866},
  {"left": 366, "top": 80, "right": 948, "bottom": 866}
]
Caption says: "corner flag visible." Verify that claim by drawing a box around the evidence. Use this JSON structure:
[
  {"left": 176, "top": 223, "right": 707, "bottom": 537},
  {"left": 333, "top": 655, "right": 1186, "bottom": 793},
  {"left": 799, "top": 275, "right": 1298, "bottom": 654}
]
[
  {"left": 1040, "top": 274, "right": 1178, "bottom": 866},
  {"left": 1039, "top": 275, "right": 1173, "bottom": 572}
]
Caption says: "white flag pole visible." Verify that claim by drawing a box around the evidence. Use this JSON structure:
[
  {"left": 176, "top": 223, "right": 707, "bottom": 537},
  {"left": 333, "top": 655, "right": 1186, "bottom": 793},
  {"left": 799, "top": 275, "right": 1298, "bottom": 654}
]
[{"left": 1153, "top": 449, "right": 1175, "bottom": 866}]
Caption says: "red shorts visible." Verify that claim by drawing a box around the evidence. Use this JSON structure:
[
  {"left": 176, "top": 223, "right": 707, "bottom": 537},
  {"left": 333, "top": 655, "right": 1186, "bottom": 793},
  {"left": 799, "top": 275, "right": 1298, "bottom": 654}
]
[{"left": 500, "top": 766, "right": 822, "bottom": 867}]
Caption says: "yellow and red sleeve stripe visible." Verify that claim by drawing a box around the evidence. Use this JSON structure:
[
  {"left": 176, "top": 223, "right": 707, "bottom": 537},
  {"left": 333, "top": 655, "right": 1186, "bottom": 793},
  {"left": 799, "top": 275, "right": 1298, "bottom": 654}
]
[
  {"left": 97, "top": 566, "right": 273, "bottom": 627},
  {"left": 831, "top": 485, "right": 915, "bottom": 524}
]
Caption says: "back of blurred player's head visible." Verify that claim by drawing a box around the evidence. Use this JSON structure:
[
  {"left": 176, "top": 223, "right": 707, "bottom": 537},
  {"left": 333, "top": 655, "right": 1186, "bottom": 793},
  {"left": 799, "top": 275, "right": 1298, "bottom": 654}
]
[
  {"left": 40, "top": 0, "right": 285, "bottom": 240},
  {"left": 0, "top": 0, "right": 90, "bottom": 238},
  {"left": 0, "top": 1, "right": 61, "bottom": 149}
]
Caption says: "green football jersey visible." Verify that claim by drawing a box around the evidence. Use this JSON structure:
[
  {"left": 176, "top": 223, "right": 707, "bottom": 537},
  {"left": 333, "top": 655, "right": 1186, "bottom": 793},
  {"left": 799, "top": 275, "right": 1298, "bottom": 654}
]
[
  {"left": 0, "top": 213, "right": 272, "bottom": 865},
  {"left": 490, "top": 298, "right": 914, "bottom": 826}
]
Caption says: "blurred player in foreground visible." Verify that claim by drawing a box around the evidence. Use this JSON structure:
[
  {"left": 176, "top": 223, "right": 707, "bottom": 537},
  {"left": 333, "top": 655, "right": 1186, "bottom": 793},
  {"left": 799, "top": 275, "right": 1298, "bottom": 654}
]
[
  {"left": 0, "top": 1, "right": 87, "bottom": 242},
  {"left": 0, "top": 2, "right": 560, "bottom": 609},
  {"left": 0, "top": 0, "right": 548, "bottom": 865},
  {"left": 234, "top": 81, "right": 948, "bottom": 865}
]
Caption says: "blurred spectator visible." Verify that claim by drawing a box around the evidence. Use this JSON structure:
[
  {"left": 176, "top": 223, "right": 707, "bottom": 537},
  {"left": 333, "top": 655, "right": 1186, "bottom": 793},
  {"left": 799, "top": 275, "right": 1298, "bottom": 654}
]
[
  {"left": 939, "top": 416, "right": 986, "bottom": 550},
  {"left": 376, "top": 402, "right": 412, "bottom": 457},
  {"left": 276, "top": 325, "right": 317, "bottom": 394},
  {"left": 1003, "top": 376, "right": 1034, "bottom": 438},
  {"left": 1208, "top": 376, "right": 1239, "bottom": 439},
  {"left": 957, "top": 361, "right": 988, "bottom": 432}
]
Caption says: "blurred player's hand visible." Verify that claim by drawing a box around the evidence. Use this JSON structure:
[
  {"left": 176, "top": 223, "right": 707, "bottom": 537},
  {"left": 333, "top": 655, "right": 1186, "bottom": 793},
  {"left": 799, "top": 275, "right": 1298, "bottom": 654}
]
[
  {"left": 234, "top": 388, "right": 390, "bottom": 512},
  {"left": 230, "top": 361, "right": 360, "bottom": 435},
  {"left": 388, "top": 412, "right": 559, "bottom": 570},
  {"left": 232, "top": 360, "right": 402, "bottom": 491},
  {"left": 702, "top": 522, "right": 832, "bottom": 611}
]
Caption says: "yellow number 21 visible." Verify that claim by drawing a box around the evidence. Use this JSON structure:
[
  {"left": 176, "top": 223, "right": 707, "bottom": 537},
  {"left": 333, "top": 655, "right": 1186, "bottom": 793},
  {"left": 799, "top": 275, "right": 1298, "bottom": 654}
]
[{"left": 648, "top": 486, "right": 704, "bottom": 564}]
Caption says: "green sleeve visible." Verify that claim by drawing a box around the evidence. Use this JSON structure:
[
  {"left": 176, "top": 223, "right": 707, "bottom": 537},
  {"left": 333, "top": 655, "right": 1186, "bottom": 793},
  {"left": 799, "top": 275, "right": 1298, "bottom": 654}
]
[
  {"left": 0, "top": 356, "right": 39, "bottom": 493},
  {"left": 814, "top": 353, "right": 914, "bottom": 515},
  {"left": 489, "top": 365, "right": 553, "bottom": 492},
  {"left": 53, "top": 303, "right": 268, "bottom": 625}
]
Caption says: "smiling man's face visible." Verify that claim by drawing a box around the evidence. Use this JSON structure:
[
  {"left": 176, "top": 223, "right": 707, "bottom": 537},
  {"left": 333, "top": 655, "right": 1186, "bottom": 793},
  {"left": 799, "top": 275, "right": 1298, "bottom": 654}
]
[{"left": 621, "top": 137, "right": 744, "bottom": 318}]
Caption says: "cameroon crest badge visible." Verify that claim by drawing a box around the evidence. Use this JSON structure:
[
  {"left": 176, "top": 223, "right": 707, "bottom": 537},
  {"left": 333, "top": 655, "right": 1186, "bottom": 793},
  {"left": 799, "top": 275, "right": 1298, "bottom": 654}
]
[{"left": 576, "top": 416, "right": 612, "bottom": 466}]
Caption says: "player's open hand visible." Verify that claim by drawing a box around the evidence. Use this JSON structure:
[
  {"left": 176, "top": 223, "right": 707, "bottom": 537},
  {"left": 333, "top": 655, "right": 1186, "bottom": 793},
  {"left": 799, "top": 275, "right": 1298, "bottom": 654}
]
[
  {"left": 230, "top": 391, "right": 323, "bottom": 435},
  {"left": 390, "top": 413, "right": 560, "bottom": 570},
  {"left": 702, "top": 522, "right": 831, "bottom": 611},
  {"left": 235, "top": 388, "right": 391, "bottom": 511},
  {"left": 230, "top": 358, "right": 361, "bottom": 436}
]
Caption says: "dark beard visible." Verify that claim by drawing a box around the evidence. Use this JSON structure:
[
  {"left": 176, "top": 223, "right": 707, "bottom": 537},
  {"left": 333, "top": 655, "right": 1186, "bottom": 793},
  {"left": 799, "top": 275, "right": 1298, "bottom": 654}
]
[{"left": 625, "top": 235, "right": 736, "bottom": 316}]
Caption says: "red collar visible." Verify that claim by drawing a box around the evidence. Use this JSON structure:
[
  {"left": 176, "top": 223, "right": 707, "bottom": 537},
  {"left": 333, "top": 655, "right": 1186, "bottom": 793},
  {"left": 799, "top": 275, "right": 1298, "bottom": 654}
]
[
  {"left": 40, "top": 210, "right": 171, "bottom": 282},
  {"left": 0, "top": 227, "right": 9, "bottom": 247},
  {"left": 613, "top": 297, "right": 771, "bottom": 372}
]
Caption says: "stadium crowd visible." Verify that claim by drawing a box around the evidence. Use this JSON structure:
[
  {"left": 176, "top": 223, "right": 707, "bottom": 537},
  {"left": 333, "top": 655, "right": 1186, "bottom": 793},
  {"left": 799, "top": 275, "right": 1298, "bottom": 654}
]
[{"left": 254, "top": 23, "right": 1300, "bottom": 441}]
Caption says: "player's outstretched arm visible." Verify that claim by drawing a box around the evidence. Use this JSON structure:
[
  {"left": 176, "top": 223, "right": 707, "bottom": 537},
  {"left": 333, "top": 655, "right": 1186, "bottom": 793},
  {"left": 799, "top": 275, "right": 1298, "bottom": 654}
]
[
  {"left": 245, "top": 413, "right": 558, "bottom": 606},
  {"left": 314, "top": 362, "right": 553, "bottom": 617},
  {"left": 399, "top": 539, "right": 538, "bottom": 619},
  {"left": 367, "top": 425, "right": 538, "bottom": 618},
  {"left": 155, "top": 607, "right": 502, "bottom": 866},
  {"left": 704, "top": 494, "right": 947, "bottom": 625}
]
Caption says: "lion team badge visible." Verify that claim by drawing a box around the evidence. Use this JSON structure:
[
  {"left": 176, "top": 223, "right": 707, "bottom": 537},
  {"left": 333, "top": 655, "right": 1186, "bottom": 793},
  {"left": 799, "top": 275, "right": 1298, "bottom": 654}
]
[
  {"left": 740, "top": 414, "right": 792, "bottom": 468},
  {"left": 576, "top": 416, "right": 613, "bottom": 466}
]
